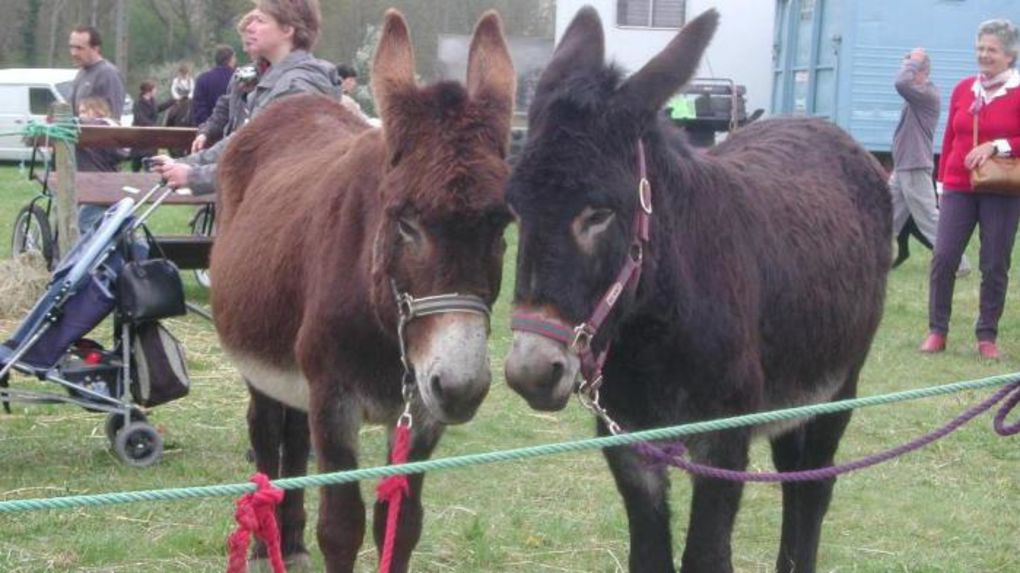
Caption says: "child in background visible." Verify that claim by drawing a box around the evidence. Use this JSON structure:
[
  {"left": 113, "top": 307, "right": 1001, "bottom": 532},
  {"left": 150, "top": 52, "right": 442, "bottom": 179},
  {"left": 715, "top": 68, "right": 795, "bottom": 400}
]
[
  {"left": 77, "top": 97, "right": 127, "bottom": 171},
  {"left": 76, "top": 97, "right": 128, "bottom": 230},
  {"left": 170, "top": 63, "right": 194, "bottom": 100}
]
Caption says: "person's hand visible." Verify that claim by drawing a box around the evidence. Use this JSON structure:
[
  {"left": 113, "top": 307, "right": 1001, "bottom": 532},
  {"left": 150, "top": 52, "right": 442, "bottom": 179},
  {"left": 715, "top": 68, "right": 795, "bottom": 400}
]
[
  {"left": 190, "top": 133, "right": 207, "bottom": 154},
  {"left": 964, "top": 142, "right": 997, "bottom": 170},
  {"left": 151, "top": 155, "right": 192, "bottom": 189}
]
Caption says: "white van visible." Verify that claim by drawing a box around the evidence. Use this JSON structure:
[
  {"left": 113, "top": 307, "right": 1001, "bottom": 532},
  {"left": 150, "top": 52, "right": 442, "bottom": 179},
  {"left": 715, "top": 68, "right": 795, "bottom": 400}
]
[{"left": 0, "top": 68, "right": 133, "bottom": 162}]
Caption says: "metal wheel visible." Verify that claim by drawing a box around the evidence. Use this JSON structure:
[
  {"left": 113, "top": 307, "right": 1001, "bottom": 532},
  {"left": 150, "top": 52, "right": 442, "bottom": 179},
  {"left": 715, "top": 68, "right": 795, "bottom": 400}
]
[
  {"left": 11, "top": 204, "right": 54, "bottom": 267},
  {"left": 190, "top": 204, "right": 215, "bottom": 288},
  {"left": 104, "top": 410, "right": 148, "bottom": 443},
  {"left": 113, "top": 421, "right": 163, "bottom": 467}
]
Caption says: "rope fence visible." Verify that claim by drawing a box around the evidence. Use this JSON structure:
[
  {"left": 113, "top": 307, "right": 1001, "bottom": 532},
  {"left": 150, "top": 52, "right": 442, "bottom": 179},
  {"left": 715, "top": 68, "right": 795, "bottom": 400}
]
[
  {"left": 1, "top": 371, "right": 1018, "bottom": 514},
  {"left": 0, "top": 118, "right": 80, "bottom": 143}
]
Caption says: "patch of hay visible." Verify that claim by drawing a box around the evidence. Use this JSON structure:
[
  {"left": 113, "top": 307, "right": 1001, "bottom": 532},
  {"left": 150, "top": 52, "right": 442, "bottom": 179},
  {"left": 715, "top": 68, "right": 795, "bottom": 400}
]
[{"left": 0, "top": 252, "right": 51, "bottom": 319}]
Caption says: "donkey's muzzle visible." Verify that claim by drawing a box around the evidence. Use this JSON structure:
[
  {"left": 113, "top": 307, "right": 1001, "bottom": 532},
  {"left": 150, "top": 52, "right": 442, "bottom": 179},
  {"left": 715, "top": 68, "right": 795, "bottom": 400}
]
[
  {"left": 410, "top": 313, "right": 492, "bottom": 424},
  {"left": 505, "top": 331, "right": 578, "bottom": 411}
]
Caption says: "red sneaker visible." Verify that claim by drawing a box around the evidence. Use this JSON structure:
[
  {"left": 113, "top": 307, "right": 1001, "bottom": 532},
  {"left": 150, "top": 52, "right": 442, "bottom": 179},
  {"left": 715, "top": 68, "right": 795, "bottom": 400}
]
[
  {"left": 977, "top": 341, "right": 1000, "bottom": 360},
  {"left": 919, "top": 333, "right": 946, "bottom": 353}
]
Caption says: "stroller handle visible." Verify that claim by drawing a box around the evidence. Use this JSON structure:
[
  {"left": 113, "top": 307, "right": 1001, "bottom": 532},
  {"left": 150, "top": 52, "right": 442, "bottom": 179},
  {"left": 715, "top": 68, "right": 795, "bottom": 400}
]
[{"left": 130, "top": 183, "right": 178, "bottom": 229}]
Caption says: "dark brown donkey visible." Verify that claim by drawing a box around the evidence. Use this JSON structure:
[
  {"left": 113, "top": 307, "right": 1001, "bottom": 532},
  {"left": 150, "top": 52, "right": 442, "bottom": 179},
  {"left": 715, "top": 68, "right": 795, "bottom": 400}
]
[
  {"left": 210, "top": 10, "right": 515, "bottom": 572},
  {"left": 503, "top": 8, "right": 890, "bottom": 573}
]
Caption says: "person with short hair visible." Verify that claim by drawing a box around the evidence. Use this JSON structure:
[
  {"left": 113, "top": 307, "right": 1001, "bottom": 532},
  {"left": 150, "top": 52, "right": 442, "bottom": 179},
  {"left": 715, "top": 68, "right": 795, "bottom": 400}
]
[
  {"left": 162, "top": 83, "right": 194, "bottom": 157},
  {"left": 336, "top": 62, "right": 357, "bottom": 94},
  {"left": 68, "top": 24, "right": 125, "bottom": 121},
  {"left": 130, "top": 80, "right": 175, "bottom": 171},
  {"left": 921, "top": 18, "right": 1020, "bottom": 360},
  {"left": 191, "top": 12, "right": 260, "bottom": 153},
  {"left": 192, "top": 45, "right": 236, "bottom": 126},
  {"left": 336, "top": 62, "right": 376, "bottom": 125},
  {"left": 889, "top": 48, "right": 971, "bottom": 276},
  {"left": 155, "top": 0, "right": 340, "bottom": 194}
]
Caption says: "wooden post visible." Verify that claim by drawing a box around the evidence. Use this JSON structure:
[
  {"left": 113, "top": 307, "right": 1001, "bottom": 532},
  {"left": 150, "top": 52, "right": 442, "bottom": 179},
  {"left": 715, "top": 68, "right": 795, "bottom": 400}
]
[{"left": 52, "top": 102, "right": 79, "bottom": 258}]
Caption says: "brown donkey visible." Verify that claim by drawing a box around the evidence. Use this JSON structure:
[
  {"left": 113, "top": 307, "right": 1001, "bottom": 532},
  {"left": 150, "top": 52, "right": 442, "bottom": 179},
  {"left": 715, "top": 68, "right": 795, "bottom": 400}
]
[{"left": 210, "top": 10, "right": 515, "bottom": 572}]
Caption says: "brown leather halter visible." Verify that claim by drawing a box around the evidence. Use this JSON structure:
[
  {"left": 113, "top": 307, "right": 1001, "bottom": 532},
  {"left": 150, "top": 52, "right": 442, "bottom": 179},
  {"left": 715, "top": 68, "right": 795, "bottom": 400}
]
[{"left": 511, "top": 141, "right": 652, "bottom": 410}]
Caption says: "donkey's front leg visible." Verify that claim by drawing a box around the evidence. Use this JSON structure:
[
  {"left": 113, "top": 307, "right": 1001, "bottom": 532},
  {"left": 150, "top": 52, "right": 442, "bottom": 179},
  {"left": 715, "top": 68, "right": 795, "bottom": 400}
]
[
  {"left": 679, "top": 429, "right": 750, "bottom": 573},
  {"left": 600, "top": 419, "right": 677, "bottom": 573},
  {"left": 308, "top": 383, "right": 365, "bottom": 573},
  {"left": 372, "top": 418, "right": 446, "bottom": 573}
]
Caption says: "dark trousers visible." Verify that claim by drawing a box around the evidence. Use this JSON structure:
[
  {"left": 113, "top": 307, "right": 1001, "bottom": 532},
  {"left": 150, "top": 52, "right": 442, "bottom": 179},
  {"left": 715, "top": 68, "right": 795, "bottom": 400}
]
[{"left": 929, "top": 190, "right": 1020, "bottom": 340}]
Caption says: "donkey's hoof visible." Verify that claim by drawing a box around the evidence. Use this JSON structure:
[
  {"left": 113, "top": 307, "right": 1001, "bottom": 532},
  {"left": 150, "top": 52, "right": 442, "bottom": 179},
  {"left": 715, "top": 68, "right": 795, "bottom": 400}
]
[
  {"left": 249, "top": 553, "right": 312, "bottom": 572},
  {"left": 285, "top": 552, "right": 313, "bottom": 571}
]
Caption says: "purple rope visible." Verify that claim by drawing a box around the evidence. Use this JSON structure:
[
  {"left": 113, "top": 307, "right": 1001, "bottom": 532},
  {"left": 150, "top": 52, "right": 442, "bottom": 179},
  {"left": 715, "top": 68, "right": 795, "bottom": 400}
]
[
  {"left": 994, "top": 382, "right": 1020, "bottom": 436},
  {"left": 637, "top": 381, "right": 1020, "bottom": 482}
]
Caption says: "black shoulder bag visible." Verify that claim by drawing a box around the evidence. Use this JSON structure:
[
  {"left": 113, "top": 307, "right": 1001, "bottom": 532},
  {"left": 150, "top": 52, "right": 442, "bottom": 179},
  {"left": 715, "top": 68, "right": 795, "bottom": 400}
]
[{"left": 117, "top": 225, "right": 186, "bottom": 323}]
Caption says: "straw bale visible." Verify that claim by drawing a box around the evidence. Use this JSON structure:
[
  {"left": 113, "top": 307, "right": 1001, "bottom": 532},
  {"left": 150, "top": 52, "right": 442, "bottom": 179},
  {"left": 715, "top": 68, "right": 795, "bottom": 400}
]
[{"left": 0, "top": 252, "right": 51, "bottom": 319}]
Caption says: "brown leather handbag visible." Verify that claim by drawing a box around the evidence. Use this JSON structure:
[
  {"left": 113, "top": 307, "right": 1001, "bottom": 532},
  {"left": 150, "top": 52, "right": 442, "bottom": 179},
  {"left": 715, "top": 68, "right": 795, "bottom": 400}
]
[{"left": 970, "top": 115, "right": 1020, "bottom": 194}]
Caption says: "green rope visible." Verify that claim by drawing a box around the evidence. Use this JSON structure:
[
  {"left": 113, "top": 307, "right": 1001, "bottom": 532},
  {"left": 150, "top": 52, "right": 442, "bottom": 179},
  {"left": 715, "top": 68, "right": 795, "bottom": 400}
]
[
  {"left": 1, "top": 372, "right": 1017, "bottom": 514},
  {"left": 0, "top": 119, "right": 79, "bottom": 143}
]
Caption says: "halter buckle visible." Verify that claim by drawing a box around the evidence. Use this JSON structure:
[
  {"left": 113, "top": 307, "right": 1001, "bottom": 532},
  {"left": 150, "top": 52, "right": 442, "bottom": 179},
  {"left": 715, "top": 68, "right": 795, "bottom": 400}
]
[
  {"left": 629, "top": 242, "right": 643, "bottom": 264},
  {"left": 571, "top": 323, "right": 595, "bottom": 353}
]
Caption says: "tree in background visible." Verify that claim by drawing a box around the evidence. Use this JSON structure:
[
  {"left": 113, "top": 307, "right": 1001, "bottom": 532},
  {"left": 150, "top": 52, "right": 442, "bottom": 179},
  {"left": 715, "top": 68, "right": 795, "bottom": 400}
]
[{"left": 1, "top": 0, "right": 554, "bottom": 112}]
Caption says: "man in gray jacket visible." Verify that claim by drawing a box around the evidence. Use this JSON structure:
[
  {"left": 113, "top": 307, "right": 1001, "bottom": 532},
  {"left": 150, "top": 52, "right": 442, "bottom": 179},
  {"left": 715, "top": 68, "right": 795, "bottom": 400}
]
[
  {"left": 890, "top": 48, "right": 970, "bottom": 274},
  {"left": 154, "top": 1, "right": 340, "bottom": 195},
  {"left": 69, "top": 24, "right": 126, "bottom": 231},
  {"left": 68, "top": 25, "right": 125, "bottom": 121}
]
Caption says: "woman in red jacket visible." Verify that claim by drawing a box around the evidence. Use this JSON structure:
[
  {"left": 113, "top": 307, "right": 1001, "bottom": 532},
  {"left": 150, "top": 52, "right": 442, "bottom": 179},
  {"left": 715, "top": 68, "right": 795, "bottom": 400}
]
[{"left": 921, "top": 18, "right": 1020, "bottom": 359}]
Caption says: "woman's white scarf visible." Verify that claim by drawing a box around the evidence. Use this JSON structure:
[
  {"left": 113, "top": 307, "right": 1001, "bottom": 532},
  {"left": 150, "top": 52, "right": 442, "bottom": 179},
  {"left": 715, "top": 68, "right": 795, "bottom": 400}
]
[{"left": 971, "top": 68, "right": 1020, "bottom": 113}]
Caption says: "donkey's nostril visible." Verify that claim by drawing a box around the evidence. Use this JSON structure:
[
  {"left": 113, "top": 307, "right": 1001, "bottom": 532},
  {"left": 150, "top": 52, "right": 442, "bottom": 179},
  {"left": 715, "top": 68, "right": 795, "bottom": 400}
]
[
  {"left": 547, "top": 361, "right": 565, "bottom": 387},
  {"left": 430, "top": 374, "right": 443, "bottom": 401}
]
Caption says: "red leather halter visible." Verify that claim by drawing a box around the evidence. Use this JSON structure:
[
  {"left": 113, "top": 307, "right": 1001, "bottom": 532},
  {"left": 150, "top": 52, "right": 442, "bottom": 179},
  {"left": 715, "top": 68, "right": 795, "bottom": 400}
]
[{"left": 511, "top": 141, "right": 652, "bottom": 396}]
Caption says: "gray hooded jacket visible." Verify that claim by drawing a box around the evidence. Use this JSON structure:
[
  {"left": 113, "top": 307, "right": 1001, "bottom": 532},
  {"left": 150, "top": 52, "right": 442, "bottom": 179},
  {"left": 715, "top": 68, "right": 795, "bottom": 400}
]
[{"left": 183, "top": 50, "right": 340, "bottom": 194}]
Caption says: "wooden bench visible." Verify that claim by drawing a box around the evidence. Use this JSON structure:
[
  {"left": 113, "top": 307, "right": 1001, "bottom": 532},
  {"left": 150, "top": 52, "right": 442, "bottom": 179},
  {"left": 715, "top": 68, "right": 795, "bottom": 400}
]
[{"left": 67, "top": 125, "right": 214, "bottom": 270}]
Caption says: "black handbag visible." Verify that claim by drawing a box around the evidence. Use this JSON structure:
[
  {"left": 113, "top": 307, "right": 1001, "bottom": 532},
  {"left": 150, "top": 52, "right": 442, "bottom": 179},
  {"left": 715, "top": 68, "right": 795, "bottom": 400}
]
[{"left": 117, "top": 226, "right": 186, "bottom": 323}]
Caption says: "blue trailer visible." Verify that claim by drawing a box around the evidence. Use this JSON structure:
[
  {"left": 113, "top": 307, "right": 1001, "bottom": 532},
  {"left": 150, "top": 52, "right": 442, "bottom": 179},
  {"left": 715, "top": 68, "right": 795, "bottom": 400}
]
[{"left": 771, "top": 0, "right": 1018, "bottom": 157}]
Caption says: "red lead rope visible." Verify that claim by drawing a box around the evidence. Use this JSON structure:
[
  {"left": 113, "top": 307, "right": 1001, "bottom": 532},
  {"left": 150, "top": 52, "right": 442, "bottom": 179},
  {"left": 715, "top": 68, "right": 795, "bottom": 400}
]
[
  {"left": 377, "top": 423, "right": 412, "bottom": 573},
  {"left": 226, "top": 473, "right": 286, "bottom": 573}
]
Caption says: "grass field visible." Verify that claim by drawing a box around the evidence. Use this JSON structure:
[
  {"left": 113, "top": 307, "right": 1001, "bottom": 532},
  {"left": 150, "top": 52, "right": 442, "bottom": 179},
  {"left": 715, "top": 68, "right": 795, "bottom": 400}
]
[{"left": 0, "top": 163, "right": 1017, "bottom": 572}]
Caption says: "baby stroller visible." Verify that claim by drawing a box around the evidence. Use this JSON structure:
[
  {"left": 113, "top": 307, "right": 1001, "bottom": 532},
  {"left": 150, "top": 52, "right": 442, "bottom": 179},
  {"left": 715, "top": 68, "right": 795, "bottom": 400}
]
[{"left": 0, "top": 184, "right": 191, "bottom": 466}]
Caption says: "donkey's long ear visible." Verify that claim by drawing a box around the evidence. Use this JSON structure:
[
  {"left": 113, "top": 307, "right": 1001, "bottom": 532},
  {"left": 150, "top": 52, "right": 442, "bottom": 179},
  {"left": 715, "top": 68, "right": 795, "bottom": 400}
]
[
  {"left": 615, "top": 9, "right": 719, "bottom": 117},
  {"left": 534, "top": 6, "right": 604, "bottom": 98},
  {"left": 466, "top": 11, "right": 516, "bottom": 153},
  {"left": 371, "top": 9, "right": 416, "bottom": 159}
]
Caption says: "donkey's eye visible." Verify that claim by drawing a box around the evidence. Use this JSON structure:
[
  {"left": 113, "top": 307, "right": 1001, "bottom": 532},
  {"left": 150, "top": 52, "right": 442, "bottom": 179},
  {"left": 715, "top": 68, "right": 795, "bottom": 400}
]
[
  {"left": 397, "top": 217, "right": 422, "bottom": 242},
  {"left": 584, "top": 208, "right": 616, "bottom": 230}
]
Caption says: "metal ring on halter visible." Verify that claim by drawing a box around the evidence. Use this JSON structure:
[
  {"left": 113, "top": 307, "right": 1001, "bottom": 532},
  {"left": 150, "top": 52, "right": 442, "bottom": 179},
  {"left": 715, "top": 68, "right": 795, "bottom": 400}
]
[
  {"left": 398, "top": 400, "right": 413, "bottom": 428},
  {"left": 639, "top": 178, "right": 653, "bottom": 214}
]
